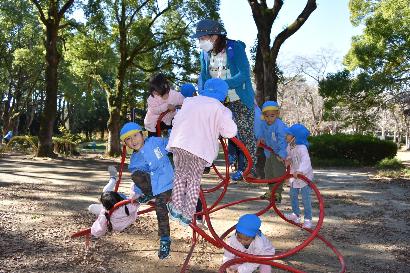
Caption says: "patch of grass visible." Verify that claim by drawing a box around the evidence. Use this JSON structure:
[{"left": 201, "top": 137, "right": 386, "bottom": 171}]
[{"left": 376, "top": 158, "right": 404, "bottom": 170}]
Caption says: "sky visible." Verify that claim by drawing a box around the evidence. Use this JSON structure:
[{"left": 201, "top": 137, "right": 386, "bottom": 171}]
[{"left": 219, "top": 0, "right": 363, "bottom": 72}]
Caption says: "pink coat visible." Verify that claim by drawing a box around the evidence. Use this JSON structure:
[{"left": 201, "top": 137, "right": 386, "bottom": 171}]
[
  {"left": 167, "top": 95, "right": 237, "bottom": 164},
  {"left": 286, "top": 144, "right": 314, "bottom": 188},
  {"left": 223, "top": 233, "right": 276, "bottom": 273},
  {"left": 91, "top": 203, "right": 139, "bottom": 237},
  {"left": 144, "top": 89, "right": 185, "bottom": 132}
]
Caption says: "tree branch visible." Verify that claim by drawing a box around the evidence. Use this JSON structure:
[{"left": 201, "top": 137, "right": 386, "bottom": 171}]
[
  {"left": 57, "top": 0, "right": 74, "bottom": 21},
  {"left": 30, "top": 0, "right": 47, "bottom": 24},
  {"left": 271, "top": 0, "right": 317, "bottom": 59},
  {"left": 125, "top": 0, "right": 150, "bottom": 30}
]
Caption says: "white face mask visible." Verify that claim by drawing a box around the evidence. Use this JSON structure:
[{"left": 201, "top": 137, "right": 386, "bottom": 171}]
[{"left": 199, "top": 39, "right": 214, "bottom": 52}]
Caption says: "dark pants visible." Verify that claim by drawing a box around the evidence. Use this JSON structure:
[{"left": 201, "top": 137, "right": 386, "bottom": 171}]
[
  {"left": 147, "top": 122, "right": 172, "bottom": 137},
  {"left": 131, "top": 172, "right": 171, "bottom": 238},
  {"left": 255, "top": 146, "right": 266, "bottom": 179}
]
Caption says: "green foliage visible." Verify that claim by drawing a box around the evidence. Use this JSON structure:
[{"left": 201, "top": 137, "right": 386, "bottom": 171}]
[
  {"left": 309, "top": 134, "right": 397, "bottom": 166},
  {"left": 319, "top": 70, "right": 383, "bottom": 132},
  {"left": 57, "top": 126, "right": 84, "bottom": 144},
  {"left": 376, "top": 158, "right": 404, "bottom": 170},
  {"left": 5, "top": 135, "right": 39, "bottom": 154},
  {"left": 345, "top": 0, "right": 410, "bottom": 96},
  {"left": 52, "top": 137, "right": 79, "bottom": 156}
]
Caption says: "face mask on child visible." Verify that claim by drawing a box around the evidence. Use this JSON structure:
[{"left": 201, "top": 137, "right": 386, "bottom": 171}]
[{"left": 199, "top": 39, "right": 214, "bottom": 52}]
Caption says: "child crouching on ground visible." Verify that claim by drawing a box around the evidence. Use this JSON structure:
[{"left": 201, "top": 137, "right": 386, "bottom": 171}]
[
  {"left": 120, "top": 122, "right": 174, "bottom": 259},
  {"left": 166, "top": 78, "right": 237, "bottom": 226},
  {"left": 223, "top": 214, "right": 275, "bottom": 273},
  {"left": 88, "top": 166, "right": 140, "bottom": 238},
  {"left": 284, "top": 124, "right": 314, "bottom": 229}
]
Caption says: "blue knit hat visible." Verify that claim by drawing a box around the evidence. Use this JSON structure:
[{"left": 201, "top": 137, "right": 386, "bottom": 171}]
[
  {"left": 199, "top": 78, "right": 228, "bottom": 102},
  {"left": 180, "top": 83, "right": 196, "bottom": 98},
  {"left": 236, "top": 214, "right": 262, "bottom": 237},
  {"left": 285, "top": 123, "right": 310, "bottom": 147},
  {"left": 261, "top": 101, "right": 279, "bottom": 120},
  {"left": 192, "top": 19, "right": 227, "bottom": 38},
  {"left": 120, "top": 122, "right": 142, "bottom": 141}
]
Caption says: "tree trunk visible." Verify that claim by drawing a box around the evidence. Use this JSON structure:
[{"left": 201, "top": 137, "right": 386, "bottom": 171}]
[
  {"left": 37, "top": 22, "right": 59, "bottom": 157},
  {"left": 249, "top": 0, "right": 317, "bottom": 103}
]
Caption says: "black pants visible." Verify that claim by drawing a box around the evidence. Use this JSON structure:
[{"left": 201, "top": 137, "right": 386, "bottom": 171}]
[
  {"left": 131, "top": 172, "right": 171, "bottom": 238},
  {"left": 147, "top": 122, "right": 172, "bottom": 137}
]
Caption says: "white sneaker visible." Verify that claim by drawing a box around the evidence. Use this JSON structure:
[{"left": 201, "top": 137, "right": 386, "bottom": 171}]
[
  {"left": 108, "top": 166, "right": 117, "bottom": 178},
  {"left": 284, "top": 213, "right": 301, "bottom": 224},
  {"left": 196, "top": 219, "right": 208, "bottom": 230},
  {"left": 303, "top": 219, "right": 312, "bottom": 229}
]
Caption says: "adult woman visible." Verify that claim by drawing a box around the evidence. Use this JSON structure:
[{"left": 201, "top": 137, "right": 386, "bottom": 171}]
[{"left": 193, "top": 19, "right": 257, "bottom": 178}]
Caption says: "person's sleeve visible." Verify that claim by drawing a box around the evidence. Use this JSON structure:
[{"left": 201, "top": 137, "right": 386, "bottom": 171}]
[
  {"left": 296, "top": 146, "right": 312, "bottom": 175},
  {"left": 254, "top": 106, "right": 263, "bottom": 139},
  {"left": 174, "top": 91, "right": 185, "bottom": 106},
  {"left": 222, "top": 236, "right": 237, "bottom": 263},
  {"left": 224, "top": 43, "right": 250, "bottom": 89},
  {"left": 237, "top": 236, "right": 275, "bottom": 273},
  {"left": 91, "top": 213, "right": 108, "bottom": 238},
  {"left": 219, "top": 107, "right": 238, "bottom": 138},
  {"left": 147, "top": 96, "right": 169, "bottom": 115},
  {"left": 275, "top": 124, "right": 288, "bottom": 160},
  {"left": 129, "top": 183, "right": 143, "bottom": 199}
]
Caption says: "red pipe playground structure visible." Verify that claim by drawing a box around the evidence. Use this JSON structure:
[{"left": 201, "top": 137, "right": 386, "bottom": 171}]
[{"left": 72, "top": 112, "right": 346, "bottom": 272}]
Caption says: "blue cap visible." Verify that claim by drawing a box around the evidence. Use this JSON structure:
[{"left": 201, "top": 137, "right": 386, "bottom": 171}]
[
  {"left": 120, "top": 122, "right": 142, "bottom": 141},
  {"left": 192, "top": 19, "right": 227, "bottom": 38},
  {"left": 261, "top": 101, "right": 279, "bottom": 120},
  {"left": 199, "top": 78, "right": 228, "bottom": 102},
  {"left": 285, "top": 123, "right": 310, "bottom": 147},
  {"left": 180, "top": 83, "right": 196, "bottom": 98},
  {"left": 236, "top": 214, "right": 262, "bottom": 237}
]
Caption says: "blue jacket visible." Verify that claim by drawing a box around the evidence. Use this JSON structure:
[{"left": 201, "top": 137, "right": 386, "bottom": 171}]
[
  {"left": 259, "top": 118, "right": 288, "bottom": 159},
  {"left": 199, "top": 40, "right": 255, "bottom": 110},
  {"left": 128, "top": 137, "right": 173, "bottom": 196}
]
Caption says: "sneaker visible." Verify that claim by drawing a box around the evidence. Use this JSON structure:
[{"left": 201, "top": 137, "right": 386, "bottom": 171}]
[
  {"left": 284, "top": 213, "right": 301, "bottom": 224},
  {"left": 108, "top": 165, "right": 117, "bottom": 178},
  {"left": 179, "top": 215, "right": 192, "bottom": 227},
  {"left": 230, "top": 170, "right": 243, "bottom": 181},
  {"left": 138, "top": 194, "right": 154, "bottom": 204},
  {"left": 203, "top": 167, "right": 211, "bottom": 174},
  {"left": 166, "top": 202, "right": 182, "bottom": 222},
  {"left": 260, "top": 191, "right": 272, "bottom": 200},
  {"left": 274, "top": 192, "right": 282, "bottom": 203},
  {"left": 303, "top": 219, "right": 312, "bottom": 229},
  {"left": 158, "top": 239, "right": 171, "bottom": 259},
  {"left": 196, "top": 219, "right": 208, "bottom": 230}
]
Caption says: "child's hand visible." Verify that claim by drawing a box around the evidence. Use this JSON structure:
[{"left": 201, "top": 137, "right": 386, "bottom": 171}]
[
  {"left": 130, "top": 196, "right": 139, "bottom": 204},
  {"left": 167, "top": 104, "right": 176, "bottom": 112},
  {"left": 293, "top": 171, "right": 302, "bottom": 179},
  {"left": 285, "top": 159, "right": 291, "bottom": 167}
]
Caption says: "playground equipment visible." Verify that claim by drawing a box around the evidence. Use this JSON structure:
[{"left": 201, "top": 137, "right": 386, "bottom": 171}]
[{"left": 72, "top": 111, "right": 346, "bottom": 272}]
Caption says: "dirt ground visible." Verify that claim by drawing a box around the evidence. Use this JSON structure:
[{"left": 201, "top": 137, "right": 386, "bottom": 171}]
[{"left": 0, "top": 151, "right": 409, "bottom": 273}]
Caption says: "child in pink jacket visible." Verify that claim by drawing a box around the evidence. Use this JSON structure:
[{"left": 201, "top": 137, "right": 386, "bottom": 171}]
[
  {"left": 144, "top": 73, "right": 185, "bottom": 136},
  {"left": 89, "top": 166, "right": 140, "bottom": 238},
  {"left": 223, "top": 214, "right": 275, "bottom": 273},
  {"left": 166, "top": 78, "right": 237, "bottom": 226}
]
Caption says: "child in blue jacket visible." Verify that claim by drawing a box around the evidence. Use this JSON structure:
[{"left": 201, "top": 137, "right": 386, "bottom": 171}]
[
  {"left": 120, "top": 122, "right": 173, "bottom": 259},
  {"left": 256, "top": 101, "right": 288, "bottom": 203}
]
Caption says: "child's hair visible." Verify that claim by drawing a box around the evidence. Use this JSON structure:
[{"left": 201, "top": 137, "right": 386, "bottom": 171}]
[
  {"left": 100, "top": 191, "right": 129, "bottom": 232},
  {"left": 132, "top": 170, "right": 151, "bottom": 186},
  {"left": 149, "top": 73, "right": 170, "bottom": 97}
]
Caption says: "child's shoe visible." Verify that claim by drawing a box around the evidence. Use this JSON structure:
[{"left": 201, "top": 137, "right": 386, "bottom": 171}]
[
  {"left": 138, "top": 194, "right": 154, "bottom": 204},
  {"left": 284, "top": 213, "right": 301, "bottom": 224},
  {"left": 158, "top": 239, "right": 171, "bottom": 259},
  {"left": 179, "top": 215, "right": 192, "bottom": 227},
  {"left": 230, "top": 170, "right": 243, "bottom": 181},
  {"left": 108, "top": 165, "right": 117, "bottom": 178},
  {"left": 303, "top": 219, "right": 312, "bottom": 229},
  {"left": 196, "top": 219, "right": 208, "bottom": 230},
  {"left": 203, "top": 166, "right": 211, "bottom": 174},
  {"left": 166, "top": 202, "right": 182, "bottom": 222}
]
